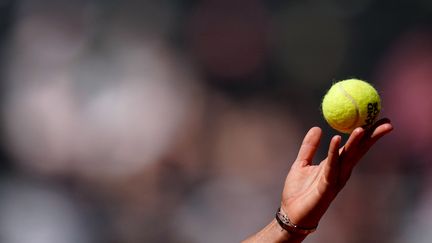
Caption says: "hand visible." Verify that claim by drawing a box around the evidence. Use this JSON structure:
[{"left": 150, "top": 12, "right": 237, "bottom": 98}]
[{"left": 280, "top": 119, "right": 393, "bottom": 229}]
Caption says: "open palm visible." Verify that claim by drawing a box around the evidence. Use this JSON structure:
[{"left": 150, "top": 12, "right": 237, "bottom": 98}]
[{"left": 280, "top": 119, "right": 393, "bottom": 229}]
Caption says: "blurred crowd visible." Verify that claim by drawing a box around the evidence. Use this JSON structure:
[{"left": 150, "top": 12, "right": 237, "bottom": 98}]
[{"left": 0, "top": 0, "right": 431, "bottom": 242}]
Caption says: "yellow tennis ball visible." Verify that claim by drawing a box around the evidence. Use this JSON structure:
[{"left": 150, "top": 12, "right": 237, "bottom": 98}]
[{"left": 322, "top": 79, "right": 381, "bottom": 134}]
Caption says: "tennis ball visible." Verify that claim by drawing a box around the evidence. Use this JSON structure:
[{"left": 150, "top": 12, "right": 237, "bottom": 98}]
[{"left": 322, "top": 79, "right": 381, "bottom": 134}]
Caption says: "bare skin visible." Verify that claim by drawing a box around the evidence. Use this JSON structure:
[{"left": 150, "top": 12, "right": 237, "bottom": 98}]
[{"left": 243, "top": 119, "right": 393, "bottom": 243}]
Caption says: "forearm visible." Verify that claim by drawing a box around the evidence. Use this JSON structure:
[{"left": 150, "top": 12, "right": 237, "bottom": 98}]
[{"left": 242, "top": 219, "right": 307, "bottom": 243}]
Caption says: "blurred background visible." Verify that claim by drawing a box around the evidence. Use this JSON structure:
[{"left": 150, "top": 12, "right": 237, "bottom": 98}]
[{"left": 0, "top": 0, "right": 431, "bottom": 242}]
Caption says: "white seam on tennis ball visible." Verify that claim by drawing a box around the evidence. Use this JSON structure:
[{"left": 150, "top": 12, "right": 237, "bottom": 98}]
[{"left": 337, "top": 82, "right": 359, "bottom": 130}]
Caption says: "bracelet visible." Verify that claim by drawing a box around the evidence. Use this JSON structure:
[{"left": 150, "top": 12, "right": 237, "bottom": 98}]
[{"left": 275, "top": 207, "right": 317, "bottom": 235}]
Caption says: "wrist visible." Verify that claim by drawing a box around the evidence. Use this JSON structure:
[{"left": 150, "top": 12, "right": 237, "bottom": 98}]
[
  {"left": 280, "top": 202, "right": 323, "bottom": 229},
  {"left": 272, "top": 219, "right": 308, "bottom": 243},
  {"left": 275, "top": 207, "right": 318, "bottom": 235}
]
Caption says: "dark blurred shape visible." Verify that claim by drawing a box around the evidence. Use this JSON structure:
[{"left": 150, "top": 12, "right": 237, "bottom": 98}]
[
  {"left": 309, "top": 0, "right": 373, "bottom": 17},
  {"left": 186, "top": 0, "right": 269, "bottom": 79},
  {"left": 0, "top": 0, "right": 15, "bottom": 174},
  {"left": 272, "top": 2, "right": 348, "bottom": 87}
]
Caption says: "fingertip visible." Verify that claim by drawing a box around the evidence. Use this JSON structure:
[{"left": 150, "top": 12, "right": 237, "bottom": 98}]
[
  {"left": 379, "top": 123, "right": 393, "bottom": 135},
  {"left": 383, "top": 123, "right": 394, "bottom": 132},
  {"left": 332, "top": 135, "right": 341, "bottom": 144},
  {"left": 329, "top": 135, "right": 341, "bottom": 153},
  {"left": 309, "top": 126, "right": 322, "bottom": 134},
  {"left": 343, "top": 127, "right": 365, "bottom": 150},
  {"left": 326, "top": 135, "right": 341, "bottom": 173},
  {"left": 303, "top": 126, "right": 322, "bottom": 141},
  {"left": 295, "top": 126, "right": 323, "bottom": 165},
  {"left": 369, "top": 118, "right": 392, "bottom": 135},
  {"left": 377, "top": 117, "right": 393, "bottom": 133},
  {"left": 353, "top": 127, "right": 365, "bottom": 135},
  {"left": 349, "top": 127, "right": 366, "bottom": 141},
  {"left": 370, "top": 122, "right": 394, "bottom": 139}
]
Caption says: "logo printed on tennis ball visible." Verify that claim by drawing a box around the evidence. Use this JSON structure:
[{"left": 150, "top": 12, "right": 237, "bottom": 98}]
[
  {"left": 366, "top": 102, "right": 379, "bottom": 126},
  {"left": 321, "top": 79, "right": 381, "bottom": 134}
]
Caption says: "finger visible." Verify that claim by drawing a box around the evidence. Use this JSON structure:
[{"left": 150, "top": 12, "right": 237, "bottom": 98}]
[
  {"left": 361, "top": 120, "right": 393, "bottom": 153},
  {"left": 338, "top": 127, "right": 366, "bottom": 182},
  {"left": 323, "top": 135, "right": 341, "bottom": 184},
  {"left": 364, "top": 118, "right": 391, "bottom": 138},
  {"left": 340, "top": 127, "right": 365, "bottom": 154},
  {"left": 370, "top": 122, "right": 393, "bottom": 141},
  {"left": 338, "top": 120, "right": 392, "bottom": 184},
  {"left": 294, "top": 127, "right": 322, "bottom": 167}
]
